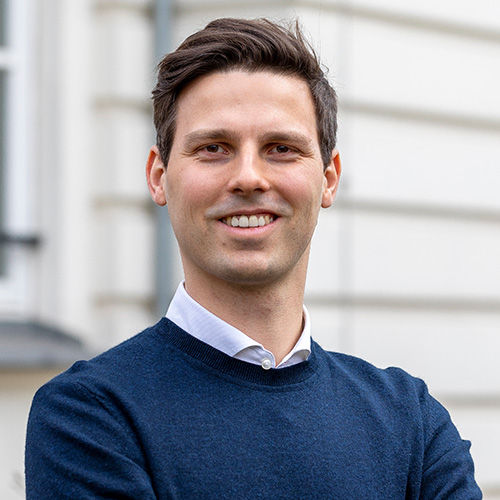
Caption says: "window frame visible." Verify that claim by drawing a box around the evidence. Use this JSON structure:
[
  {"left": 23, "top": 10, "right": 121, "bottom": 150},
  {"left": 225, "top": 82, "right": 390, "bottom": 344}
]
[{"left": 0, "top": 0, "right": 36, "bottom": 316}]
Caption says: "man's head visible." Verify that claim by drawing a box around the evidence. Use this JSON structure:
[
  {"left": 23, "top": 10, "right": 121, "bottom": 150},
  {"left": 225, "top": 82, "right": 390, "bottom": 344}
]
[
  {"left": 152, "top": 17, "right": 337, "bottom": 169},
  {"left": 147, "top": 18, "right": 341, "bottom": 295}
]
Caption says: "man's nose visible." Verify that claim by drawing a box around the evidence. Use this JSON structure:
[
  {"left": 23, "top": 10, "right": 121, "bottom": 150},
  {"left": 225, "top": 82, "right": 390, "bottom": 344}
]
[{"left": 227, "top": 149, "right": 271, "bottom": 194}]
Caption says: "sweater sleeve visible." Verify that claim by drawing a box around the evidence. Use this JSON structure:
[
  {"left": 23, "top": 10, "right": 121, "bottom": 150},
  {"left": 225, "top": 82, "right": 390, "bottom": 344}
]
[
  {"left": 418, "top": 381, "right": 482, "bottom": 499},
  {"left": 25, "top": 377, "right": 156, "bottom": 500}
]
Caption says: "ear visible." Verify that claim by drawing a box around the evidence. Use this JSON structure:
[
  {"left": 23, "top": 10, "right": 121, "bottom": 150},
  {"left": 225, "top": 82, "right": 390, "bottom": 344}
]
[
  {"left": 321, "top": 149, "right": 341, "bottom": 209},
  {"left": 146, "top": 145, "right": 167, "bottom": 206}
]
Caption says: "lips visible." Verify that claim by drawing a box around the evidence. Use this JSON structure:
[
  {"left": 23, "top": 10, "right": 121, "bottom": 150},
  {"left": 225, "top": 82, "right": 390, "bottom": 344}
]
[{"left": 221, "top": 214, "right": 276, "bottom": 228}]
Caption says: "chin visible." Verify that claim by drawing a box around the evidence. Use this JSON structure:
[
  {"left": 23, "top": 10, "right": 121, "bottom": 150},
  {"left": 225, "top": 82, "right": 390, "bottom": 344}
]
[{"left": 213, "top": 260, "right": 293, "bottom": 287}]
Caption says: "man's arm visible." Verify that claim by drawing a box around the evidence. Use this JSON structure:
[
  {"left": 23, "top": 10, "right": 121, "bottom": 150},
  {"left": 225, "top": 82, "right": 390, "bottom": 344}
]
[
  {"left": 418, "top": 380, "right": 482, "bottom": 499},
  {"left": 25, "top": 377, "right": 156, "bottom": 499}
]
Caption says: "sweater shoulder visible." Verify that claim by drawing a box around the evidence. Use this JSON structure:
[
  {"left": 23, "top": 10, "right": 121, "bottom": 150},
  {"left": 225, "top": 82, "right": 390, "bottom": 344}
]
[
  {"left": 315, "top": 342, "right": 427, "bottom": 404},
  {"left": 36, "top": 319, "right": 171, "bottom": 395}
]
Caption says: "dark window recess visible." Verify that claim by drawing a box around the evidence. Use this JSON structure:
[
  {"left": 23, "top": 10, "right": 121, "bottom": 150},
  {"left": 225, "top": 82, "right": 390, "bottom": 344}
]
[
  {"left": 0, "top": 70, "right": 5, "bottom": 274},
  {"left": 0, "top": 233, "right": 41, "bottom": 246},
  {"left": 0, "top": 0, "right": 6, "bottom": 46},
  {"left": 0, "top": 321, "right": 93, "bottom": 368}
]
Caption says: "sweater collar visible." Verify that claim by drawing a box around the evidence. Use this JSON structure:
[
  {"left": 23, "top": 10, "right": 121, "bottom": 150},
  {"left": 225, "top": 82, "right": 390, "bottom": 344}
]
[
  {"left": 165, "top": 281, "right": 311, "bottom": 368},
  {"left": 157, "top": 318, "right": 320, "bottom": 387}
]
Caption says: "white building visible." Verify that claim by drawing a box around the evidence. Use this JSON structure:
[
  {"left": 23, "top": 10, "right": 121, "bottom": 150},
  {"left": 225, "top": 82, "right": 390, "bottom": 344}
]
[{"left": 0, "top": 0, "right": 499, "bottom": 497}]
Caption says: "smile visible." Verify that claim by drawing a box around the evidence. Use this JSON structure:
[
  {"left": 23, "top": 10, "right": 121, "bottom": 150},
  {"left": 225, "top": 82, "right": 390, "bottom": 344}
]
[{"left": 221, "top": 214, "right": 276, "bottom": 228}]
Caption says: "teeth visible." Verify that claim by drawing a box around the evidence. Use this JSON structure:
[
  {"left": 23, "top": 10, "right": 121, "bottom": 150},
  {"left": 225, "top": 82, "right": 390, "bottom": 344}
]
[{"left": 223, "top": 214, "right": 275, "bottom": 228}]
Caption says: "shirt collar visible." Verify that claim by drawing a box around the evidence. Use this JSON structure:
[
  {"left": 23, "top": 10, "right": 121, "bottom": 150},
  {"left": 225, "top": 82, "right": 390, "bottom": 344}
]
[{"left": 165, "top": 281, "right": 311, "bottom": 367}]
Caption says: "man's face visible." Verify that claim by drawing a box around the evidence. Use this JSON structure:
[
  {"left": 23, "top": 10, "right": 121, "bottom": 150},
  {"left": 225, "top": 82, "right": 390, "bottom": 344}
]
[{"left": 147, "top": 70, "right": 340, "bottom": 289}]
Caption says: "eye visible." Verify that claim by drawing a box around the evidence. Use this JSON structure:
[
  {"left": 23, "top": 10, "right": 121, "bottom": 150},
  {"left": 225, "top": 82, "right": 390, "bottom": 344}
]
[
  {"left": 204, "top": 144, "right": 225, "bottom": 154},
  {"left": 195, "top": 143, "right": 229, "bottom": 161},
  {"left": 267, "top": 144, "right": 301, "bottom": 161},
  {"left": 269, "top": 144, "right": 292, "bottom": 154}
]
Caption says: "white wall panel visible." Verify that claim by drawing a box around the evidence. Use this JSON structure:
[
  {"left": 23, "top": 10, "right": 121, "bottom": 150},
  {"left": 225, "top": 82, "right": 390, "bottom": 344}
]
[
  {"left": 349, "top": 211, "right": 500, "bottom": 299},
  {"left": 95, "top": 302, "right": 156, "bottom": 346},
  {"left": 346, "top": 0, "right": 500, "bottom": 32},
  {"left": 94, "top": 206, "right": 155, "bottom": 297},
  {"left": 89, "top": 1, "right": 155, "bottom": 349},
  {"left": 50, "top": 0, "right": 94, "bottom": 340},
  {"left": 344, "top": 19, "right": 500, "bottom": 120},
  {"left": 306, "top": 211, "right": 344, "bottom": 295},
  {"left": 344, "top": 306, "right": 500, "bottom": 395},
  {"left": 289, "top": 5, "right": 345, "bottom": 63},
  {"left": 483, "top": 494, "right": 500, "bottom": 500},
  {"left": 339, "top": 112, "right": 500, "bottom": 210},
  {"left": 93, "top": 107, "right": 153, "bottom": 197},
  {"left": 305, "top": 303, "right": 344, "bottom": 351},
  {"left": 94, "top": 6, "right": 153, "bottom": 98}
]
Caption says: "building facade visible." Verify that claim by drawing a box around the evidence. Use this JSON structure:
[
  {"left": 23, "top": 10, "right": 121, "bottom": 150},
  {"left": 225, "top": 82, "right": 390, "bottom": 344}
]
[{"left": 0, "top": 0, "right": 499, "bottom": 497}]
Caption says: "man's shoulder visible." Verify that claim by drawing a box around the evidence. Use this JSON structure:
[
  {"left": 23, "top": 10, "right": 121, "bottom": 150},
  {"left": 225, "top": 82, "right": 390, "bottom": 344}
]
[
  {"left": 36, "top": 318, "right": 174, "bottom": 397},
  {"left": 315, "top": 342, "right": 428, "bottom": 406}
]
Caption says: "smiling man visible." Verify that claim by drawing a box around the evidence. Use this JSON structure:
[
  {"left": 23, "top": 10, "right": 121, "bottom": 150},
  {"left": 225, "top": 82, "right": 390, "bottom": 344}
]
[
  {"left": 147, "top": 68, "right": 338, "bottom": 365},
  {"left": 26, "top": 18, "right": 481, "bottom": 499}
]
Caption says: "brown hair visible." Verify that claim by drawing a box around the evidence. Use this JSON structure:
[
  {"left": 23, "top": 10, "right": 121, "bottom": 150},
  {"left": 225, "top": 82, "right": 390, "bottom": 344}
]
[{"left": 152, "top": 18, "right": 337, "bottom": 168}]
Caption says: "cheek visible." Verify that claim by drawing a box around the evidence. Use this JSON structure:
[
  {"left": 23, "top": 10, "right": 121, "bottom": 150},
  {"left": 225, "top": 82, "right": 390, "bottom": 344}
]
[
  {"left": 280, "top": 175, "right": 324, "bottom": 212},
  {"left": 166, "top": 170, "right": 219, "bottom": 223}
]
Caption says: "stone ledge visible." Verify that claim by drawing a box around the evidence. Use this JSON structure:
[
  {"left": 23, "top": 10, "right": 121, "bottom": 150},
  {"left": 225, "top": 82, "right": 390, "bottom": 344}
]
[{"left": 0, "top": 321, "right": 93, "bottom": 369}]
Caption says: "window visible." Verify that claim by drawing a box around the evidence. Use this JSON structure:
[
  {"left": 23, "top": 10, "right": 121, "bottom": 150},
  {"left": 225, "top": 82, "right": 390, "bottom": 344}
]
[
  {"left": 0, "top": 0, "right": 5, "bottom": 46},
  {"left": 1, "top": 0, "right": 8, "bottom": 274},
  {"left": 0, "top": 0, "right": 35, "bottom": 315},
  {"left": 0, "top": 68, "right": 6, "bottom": 274}
]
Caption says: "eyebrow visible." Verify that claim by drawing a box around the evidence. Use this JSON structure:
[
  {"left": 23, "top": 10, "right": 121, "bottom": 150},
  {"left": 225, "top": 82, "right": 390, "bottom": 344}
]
[
  {"left": 183, "top": 129, "right": 239, "bottom": 151},
  {"left": 183, "top": 128, "right": 315, "bottom": 151},
  {"left": 259, "top": 131, "right": 315, "bottom": 151}
]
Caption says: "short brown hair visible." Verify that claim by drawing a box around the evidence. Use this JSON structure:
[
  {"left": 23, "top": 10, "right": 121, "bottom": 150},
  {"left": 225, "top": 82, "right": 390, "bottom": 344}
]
[{"left": 152, "top": 18, "right": 337, "bottom": 168}]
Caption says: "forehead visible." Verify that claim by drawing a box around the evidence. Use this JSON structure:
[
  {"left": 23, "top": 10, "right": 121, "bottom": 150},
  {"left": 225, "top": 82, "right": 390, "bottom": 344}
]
[{"left": 173, "top": 70, "right": 319, "bottom": 144}]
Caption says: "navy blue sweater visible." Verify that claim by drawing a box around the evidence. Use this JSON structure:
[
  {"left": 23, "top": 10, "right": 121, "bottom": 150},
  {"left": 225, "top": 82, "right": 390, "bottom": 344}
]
[{"left": 26, "top": 318, "right": 481, "bottom": 499}]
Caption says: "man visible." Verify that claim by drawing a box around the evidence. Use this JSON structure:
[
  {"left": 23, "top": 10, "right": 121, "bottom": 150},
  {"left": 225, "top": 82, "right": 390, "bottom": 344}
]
[{"left": 26, "top": 18, "right": 481, "bottom": 498}]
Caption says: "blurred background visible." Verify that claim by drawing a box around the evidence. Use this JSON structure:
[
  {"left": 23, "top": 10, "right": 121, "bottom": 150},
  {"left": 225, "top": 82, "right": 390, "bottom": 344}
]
[{"left": 0, "top": 0, "right": 499, "bottom": 497}]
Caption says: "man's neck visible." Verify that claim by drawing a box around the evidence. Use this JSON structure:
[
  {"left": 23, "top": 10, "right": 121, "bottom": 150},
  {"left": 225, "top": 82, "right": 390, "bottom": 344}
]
[{"left": 183, "top": 273, "right": 306, "bottom": 365}]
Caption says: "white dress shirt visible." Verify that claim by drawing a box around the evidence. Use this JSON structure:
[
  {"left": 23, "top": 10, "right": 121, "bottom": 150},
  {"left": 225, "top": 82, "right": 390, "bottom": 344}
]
[{"left": 166, "top": 282, "right": 311, "bottom": 369}]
